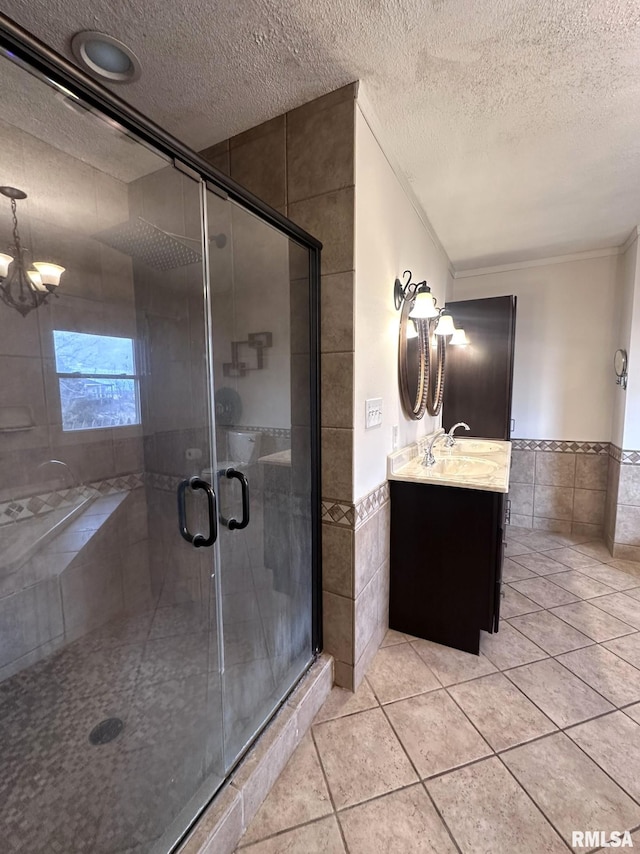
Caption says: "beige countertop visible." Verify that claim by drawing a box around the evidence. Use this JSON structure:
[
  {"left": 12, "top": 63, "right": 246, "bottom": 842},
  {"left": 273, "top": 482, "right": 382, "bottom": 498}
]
[
  {"left": 258, "top": 449, "right": 291, "bottom": 467},
  {"left": 387, "top": 435, "right": 512, "bottom": 494}
]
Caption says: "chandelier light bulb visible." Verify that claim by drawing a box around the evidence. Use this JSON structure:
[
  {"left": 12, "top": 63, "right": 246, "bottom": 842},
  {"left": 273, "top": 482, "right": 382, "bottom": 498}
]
[
  {"left": 32, "top": 262, "right": 65, "bottom": 287},
  {"left": 0, "top": 253, "right": 13, "bottom": 278}
]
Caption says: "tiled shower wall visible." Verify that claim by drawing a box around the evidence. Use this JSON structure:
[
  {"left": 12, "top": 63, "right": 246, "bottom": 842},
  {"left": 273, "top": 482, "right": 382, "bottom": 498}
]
[
  {"left": 201, "top": 84, "right": 382, "bottom": 690},
  {"left": 606, "top": 446, "right": 640, "bottom": 561},
  {"left": 508, "top": 441, "right": 609, "bottom": 538},
  {"left": 0, "top": 121, "right": 152, "bottom": 674}
]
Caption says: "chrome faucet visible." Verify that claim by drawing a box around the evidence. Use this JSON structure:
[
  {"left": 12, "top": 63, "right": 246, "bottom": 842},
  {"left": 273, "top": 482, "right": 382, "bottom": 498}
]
[
  {"left": 445, "top": 422, "right": 470, "bottom": 447},
  {"left": 422, "top": 428, "right": 445, "bottom": 467}
]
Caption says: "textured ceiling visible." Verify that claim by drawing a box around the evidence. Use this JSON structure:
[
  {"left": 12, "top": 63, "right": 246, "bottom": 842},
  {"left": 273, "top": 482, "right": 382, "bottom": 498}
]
[{"left": 3, "top": 0, "right": 640, "bottom": 269}]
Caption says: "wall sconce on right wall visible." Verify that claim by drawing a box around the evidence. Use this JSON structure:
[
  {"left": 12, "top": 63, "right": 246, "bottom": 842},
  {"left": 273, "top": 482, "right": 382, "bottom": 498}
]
[{"left": 614, "top": 348, "right": 628, "bottom": 390}]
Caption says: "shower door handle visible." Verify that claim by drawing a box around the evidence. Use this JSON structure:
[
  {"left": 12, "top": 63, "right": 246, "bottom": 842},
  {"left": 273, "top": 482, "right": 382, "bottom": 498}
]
[
  {"left": 177, "top": 477, "right": 218, "bottom": 547},
  {"left": 219, "top": 468, "right": 250, "bottom": 530}
]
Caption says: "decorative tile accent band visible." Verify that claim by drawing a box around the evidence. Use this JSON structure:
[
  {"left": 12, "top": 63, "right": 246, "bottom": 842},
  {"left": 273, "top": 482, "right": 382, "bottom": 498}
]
[
  {"left": 610, "top": 444, "right": 640, "bottom": 465},
  {"left": 322, "top": 482, "right": 390, "bottom": 530},
  {"left": 512, "top": 439, "right": 610, "bottom": 454},
  {"left": 321, "top": 499, "right": 355, "bottom": 528},
  {"left": 225, "top": 425, "right": 291, "bottom": 439},
  {"left": 147, "top": 472, "right": 182, "bottom": 493},
  {"left": 355, "top": 482, "right": 390, "bottom": 528},
  {"left": 0, "top": 472, "right": 144, "bottom": 527}
]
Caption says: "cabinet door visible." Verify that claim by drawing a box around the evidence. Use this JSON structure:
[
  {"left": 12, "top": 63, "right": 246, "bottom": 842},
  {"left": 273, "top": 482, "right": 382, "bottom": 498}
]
[{"left": 443, "top": 295, "right": 517, "bottom": 439}]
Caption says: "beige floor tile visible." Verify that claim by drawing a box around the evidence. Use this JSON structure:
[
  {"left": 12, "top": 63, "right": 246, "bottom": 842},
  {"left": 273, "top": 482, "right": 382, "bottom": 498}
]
[
  {"left": 624, "top": 702, "right": 640, "bottom": 724},
  {"left": 426, "top": 756, "right": 568, "bottom": 854},
  {"left": 573, "top": 541, "right": 616, "bottom": 562},
  {"left": 312, "top": 708, "right": 417, "bottom": 809},
  {"left": 606, "top": 559, "right": 640, "bottom": 578},
  {"left": 502, "top": 732, "right": 640, "bottom": 847},
  {"left": 480, "top": 622, "right": 547, "bottom": 670},
  {"left": 504, "top": 540, "right": 535, "bottom": 558},
  {"left": 509, "top": 577, "right": 578, "bottom": 608},
  {"left": 385, "top": 689, "right": 491, "bottom": 778},
  {"left": 505, "top": 658, "right": 614, "bottom": 727},
  {"left": 366, "top": 643, "right": 440, "bottom": 704},
  {"left": 338, "top": 783, "right": 457, "bottom": 854},
  {"left": 591, "top": 593, "right": 640, "bottom": 629},
  {"left": 603, "top": 632, "right": 640, "bottom": 667},
  {"left": 448, "top": 673, "right": 556, "bottom": 751},
  {"left": 622, "top": 587, "right": 640, "bottom": 601},
  {"left": 499, "top": 586, "right": 542, "bottom": 619},
  {"left": 568, "top": 711, "right": 640, "bottom": 802},
  {"left": 510, "top": 551, "right": 567, "bottom": 576},
  {"left": 549, "top": 601, "right": 635, "bottom": 642},
  {"left": 508, "top": 531, "right": 563, "bottom": 552},
  {"left": 411, "top": 639, "right": 497, "bottom": 686},
  {"left": 239, "top": 815, "right": 346, "bottom": 853},
  {"left": 573, "top": 563, "right": 640, "bottom": 591},
  {"left": 380, "top": 629, "right": 409, "bottom": 647},
  {"left": 545, "top": 570, "right": 617, "bottom": 600},
  {"left": 556, "top": 645, "right": 640, "bottom": 707},
  {"left": 544, "top": 548, "right": 603, "bottom": 569},
  {"left": 240, "top": 735, "right": 332, "bottom": 845},
  {"left": 508, "top": 610, "right": 593, "bottom": 655},
  {"left": 502, "top": 558, "right": 536, "bottom": 582},
  {"left": 313, "top": 678, "right": 378, "bottom": 724}
]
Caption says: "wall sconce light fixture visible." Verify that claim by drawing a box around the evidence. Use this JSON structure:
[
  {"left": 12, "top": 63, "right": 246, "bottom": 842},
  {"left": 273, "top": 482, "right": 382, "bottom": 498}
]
[
  {"left": 395, "top": 270, "right": 460, "bottom": 418},
  {"left": 0, "top": 186, "right": 65, "bottom": 317}
]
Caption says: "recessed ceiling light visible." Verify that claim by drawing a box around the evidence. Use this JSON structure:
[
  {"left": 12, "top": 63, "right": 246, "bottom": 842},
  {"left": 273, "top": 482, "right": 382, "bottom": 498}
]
[{"left": 71, "top": 31, "right": 141, "bottom": 83}]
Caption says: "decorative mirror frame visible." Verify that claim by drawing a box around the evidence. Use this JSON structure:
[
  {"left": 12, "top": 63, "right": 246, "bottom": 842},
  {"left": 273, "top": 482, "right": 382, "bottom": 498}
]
[
  {"left": 426, "top": 330, "right": 446, "bottom": 416},
  {"left": 398, "top": 297, "right": 428, "bottom": 419},
  {"left": 397, "top": 290, "right": 447, "bottom": 419}
]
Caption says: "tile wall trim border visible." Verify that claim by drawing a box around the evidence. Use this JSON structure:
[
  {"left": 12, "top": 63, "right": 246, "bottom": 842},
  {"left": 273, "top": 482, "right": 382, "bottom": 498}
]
[
  {"left": 512, "top": 439, "right": 610, "bottom": 454},
  {"left": 0, "top": 472, "right": 144, "bottom": 527},
  {"left": 321, "top": 481, "right": 389, "bottom": 530}
]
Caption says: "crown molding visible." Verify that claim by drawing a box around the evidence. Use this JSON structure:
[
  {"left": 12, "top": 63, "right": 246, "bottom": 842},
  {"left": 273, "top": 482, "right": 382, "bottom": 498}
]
[
  {"left": 621, "top": 226, "right": 639, "bottom": 255},
  {"left": 453, "top": 245, "right": 624, "bottom": 279}
]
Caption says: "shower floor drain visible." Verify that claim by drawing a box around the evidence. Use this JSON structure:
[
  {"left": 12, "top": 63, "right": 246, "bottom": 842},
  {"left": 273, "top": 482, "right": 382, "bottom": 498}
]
[{"left": 89, "top": 717, "right": 124, "bottom": 745}]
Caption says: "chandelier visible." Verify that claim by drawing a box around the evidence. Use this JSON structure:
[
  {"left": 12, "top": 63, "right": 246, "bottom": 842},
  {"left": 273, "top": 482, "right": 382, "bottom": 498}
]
[{"left": 0, "top": 186, "right": 65, "bottom": 317}]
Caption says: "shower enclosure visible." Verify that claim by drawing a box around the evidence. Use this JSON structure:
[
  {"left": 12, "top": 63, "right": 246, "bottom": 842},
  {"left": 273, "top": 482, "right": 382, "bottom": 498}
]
[{"left": 0, "top": 18, "right": 320, "bottom": 854}]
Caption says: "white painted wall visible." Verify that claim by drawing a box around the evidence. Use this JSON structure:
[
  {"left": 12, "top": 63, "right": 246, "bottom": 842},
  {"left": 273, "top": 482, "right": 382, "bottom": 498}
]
[
  {"left": 614, "top": 232, "right": 640, "bottom": 450},
  {"left": 612, "top": 236, "right": 637, "bottom": 447},
  {"left": 353, "top": 105, "right": 452, "bottom": 501},
  {"left": 450, "top": 254, "right": 620, "bottom": 442}
]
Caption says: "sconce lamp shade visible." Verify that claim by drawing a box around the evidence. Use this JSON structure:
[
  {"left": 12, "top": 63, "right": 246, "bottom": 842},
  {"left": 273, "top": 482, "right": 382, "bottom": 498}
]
[
  {"left": 434, "top": 312, "right": 456, "bottom": 336},
  {"left": 409, "top": 290, "right": 439, "bottom": 319},
  {"left": 449, "top": 327, "right": 469, "bottom": 346},
  {"left": 32, "top": 262, "right": 65, "bottom": 287},
  {"left": 0, "top": 253, "right": 12, "bottom": 277}
]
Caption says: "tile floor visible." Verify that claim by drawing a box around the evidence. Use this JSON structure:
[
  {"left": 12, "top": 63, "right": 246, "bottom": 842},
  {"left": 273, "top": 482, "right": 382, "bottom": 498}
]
[{"left": 236, "top": 528, "right": 640, "bottom": 853}]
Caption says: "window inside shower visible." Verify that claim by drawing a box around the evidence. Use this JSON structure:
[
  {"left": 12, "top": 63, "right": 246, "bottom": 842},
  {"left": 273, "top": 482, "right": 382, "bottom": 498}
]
[
  {"left": 0, "top": 31, "right": 318, "bottom": 854},
  {"left": 53, "top": 330, "right": 141, "bottom": 430}
]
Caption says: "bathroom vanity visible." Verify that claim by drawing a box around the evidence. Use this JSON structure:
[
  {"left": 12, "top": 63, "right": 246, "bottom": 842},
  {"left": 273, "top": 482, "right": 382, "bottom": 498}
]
[{"left": 387, "top": 437, "right": 511, "bottom": 654}]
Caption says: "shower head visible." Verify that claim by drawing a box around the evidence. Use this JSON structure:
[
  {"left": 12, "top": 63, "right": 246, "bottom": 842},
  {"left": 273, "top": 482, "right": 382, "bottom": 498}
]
[
  {"left": 95, "top": 216, "right": 201, "bottom": 270},
  {"left": 94, "top": 217, "right": 228, "bottom": 271}
]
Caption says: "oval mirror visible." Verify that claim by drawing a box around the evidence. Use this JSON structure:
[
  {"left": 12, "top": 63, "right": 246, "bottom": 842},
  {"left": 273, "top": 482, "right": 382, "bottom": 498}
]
[{"left": 398, "top": 297, "right": 428, "bottom": 419}]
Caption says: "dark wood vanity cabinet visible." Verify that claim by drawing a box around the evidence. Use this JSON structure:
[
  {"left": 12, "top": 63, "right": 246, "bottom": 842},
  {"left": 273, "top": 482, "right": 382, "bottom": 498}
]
[{"left": 389, "top": 480, "right": 505, "bottom": 654}]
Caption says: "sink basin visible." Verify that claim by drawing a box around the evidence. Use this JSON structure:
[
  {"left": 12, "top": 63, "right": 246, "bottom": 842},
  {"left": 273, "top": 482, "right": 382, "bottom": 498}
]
[
  {"left": 427, "top": 456, "right": 500, "bottom": 478},
  {"left": 449, "top": 440, "right": 503, "bottom": 455}
]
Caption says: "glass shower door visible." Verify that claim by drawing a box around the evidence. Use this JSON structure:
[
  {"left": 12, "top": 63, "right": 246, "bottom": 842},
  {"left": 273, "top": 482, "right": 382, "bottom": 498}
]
[
  {"left": 206, "top": 189, "right": 314, "bottom": 765},
  {"left": 0, "top": 48, "right": 224, "bottom": 854}
]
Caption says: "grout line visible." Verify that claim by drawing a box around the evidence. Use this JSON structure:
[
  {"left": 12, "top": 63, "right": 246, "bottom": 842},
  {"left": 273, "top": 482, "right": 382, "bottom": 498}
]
[
  {"left": 495, "top": 752, "right": 576, "bottom": 852},
  {"left": 371, "top": 676, "right": 464, "bottom": 854}
]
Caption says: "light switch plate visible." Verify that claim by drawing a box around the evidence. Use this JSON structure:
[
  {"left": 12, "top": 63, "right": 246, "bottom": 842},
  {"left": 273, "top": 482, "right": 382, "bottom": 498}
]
[{"left": 365, "top": 398, "right": 383, "bottom": 429}]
